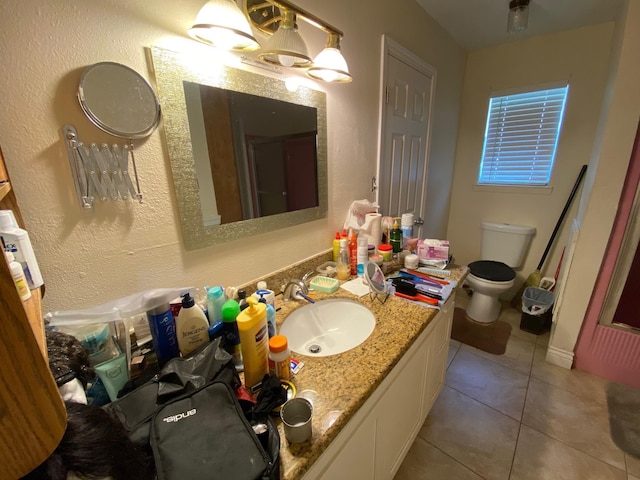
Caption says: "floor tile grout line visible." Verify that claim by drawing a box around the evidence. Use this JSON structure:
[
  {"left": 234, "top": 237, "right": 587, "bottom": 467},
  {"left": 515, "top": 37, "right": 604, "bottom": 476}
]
[
  {"left": 424, "top": 437, "right": 491, "bottom": 480},
  {"left": 516, "top": 417, "right": 629, "bottom": 475},
  {"left": 527, "top": 370, "right": 611, "bottom": 407},
  {"left": 508, "top": 366, "right": 535, "bottom": 479},
  {"left": 455, "top": 343, "right": 533, "bottom": 380},
  {"left": 442, "top": 381, "right": 525, "bottom": 423}
]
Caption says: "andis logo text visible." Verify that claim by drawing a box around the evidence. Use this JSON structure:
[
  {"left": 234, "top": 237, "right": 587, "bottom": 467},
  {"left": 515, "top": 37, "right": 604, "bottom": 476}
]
[{"left": 163, "top": 408, "right": 197, "bottom": 423}]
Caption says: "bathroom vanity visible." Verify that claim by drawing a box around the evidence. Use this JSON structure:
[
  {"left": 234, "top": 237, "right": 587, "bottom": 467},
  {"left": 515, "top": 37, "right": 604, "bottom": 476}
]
[{"left": 275, "top": 268, "right": 465, "bottom": 480}]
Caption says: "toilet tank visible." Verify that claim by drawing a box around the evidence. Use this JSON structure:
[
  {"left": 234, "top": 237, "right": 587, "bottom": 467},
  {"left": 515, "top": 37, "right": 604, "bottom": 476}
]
[{"left": 480, "top": 222, "right": 536, "bottom": 268}]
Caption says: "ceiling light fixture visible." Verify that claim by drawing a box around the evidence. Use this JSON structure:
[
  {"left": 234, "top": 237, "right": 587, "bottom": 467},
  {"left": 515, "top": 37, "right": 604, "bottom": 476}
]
[
  {"left": 189, "top": 0, "right": 260, "bottom": 51},
  {"left": 258, "top": 9, "right": 312, "bottom": 68},
  {"left": 507, "top": 0, "right": 530, "bottom": 34}
]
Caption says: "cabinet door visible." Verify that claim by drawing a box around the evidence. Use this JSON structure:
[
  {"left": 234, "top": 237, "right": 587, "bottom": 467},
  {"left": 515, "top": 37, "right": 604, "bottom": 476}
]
[
  {"left": 374, "top": 344, "right": 427, "bottom": 480},
  {"left": 319, "top": 415, "right": 376, "bottom": 480},
  {"left": 422, "top": 297, "right": 454, "bottom": 416}
]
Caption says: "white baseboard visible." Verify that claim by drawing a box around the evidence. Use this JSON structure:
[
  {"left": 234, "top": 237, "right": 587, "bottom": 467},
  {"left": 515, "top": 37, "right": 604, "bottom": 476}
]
[{"left": 545, "top": 345, "right": 574, "bottom": 369}]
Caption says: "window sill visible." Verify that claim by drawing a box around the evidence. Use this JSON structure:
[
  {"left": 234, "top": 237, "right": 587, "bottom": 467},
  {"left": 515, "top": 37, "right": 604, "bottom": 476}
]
[{"left": 473, "top": 184, "right": 554, "bottom": 195}]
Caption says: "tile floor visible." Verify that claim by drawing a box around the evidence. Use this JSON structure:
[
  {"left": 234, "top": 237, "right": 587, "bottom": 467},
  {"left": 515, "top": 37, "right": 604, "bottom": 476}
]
[{"left": 395, "top": 292, "right": 640, "bottom": 480}]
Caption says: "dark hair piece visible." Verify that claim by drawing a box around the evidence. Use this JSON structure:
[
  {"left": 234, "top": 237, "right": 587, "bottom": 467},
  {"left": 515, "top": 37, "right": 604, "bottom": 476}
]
[
  {"left": 46, "top": 331, "right": 95, "bottom": 388},
  {"left": 22, "top": 402, "right": 154, "bottom": 480}
]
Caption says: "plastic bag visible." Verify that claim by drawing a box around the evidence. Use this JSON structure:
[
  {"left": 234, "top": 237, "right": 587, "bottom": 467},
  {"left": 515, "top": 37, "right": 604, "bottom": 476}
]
[
  {"left": 343, "top": 199, "right": 378, "bottom": 232},
  {"left": 521, "top": 287, "right": 554, "bottom": 316},
  {"left": 45, "top": 287, "right": 194, "bottom": 392},
  {"left": 44, "top": 287, "right": 194, "bottom": 326}
]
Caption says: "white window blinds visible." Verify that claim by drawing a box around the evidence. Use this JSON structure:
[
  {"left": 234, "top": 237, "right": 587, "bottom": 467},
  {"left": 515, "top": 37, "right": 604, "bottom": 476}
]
[{"left": 478, "top": 86, "right": 569, "bottom": 186}]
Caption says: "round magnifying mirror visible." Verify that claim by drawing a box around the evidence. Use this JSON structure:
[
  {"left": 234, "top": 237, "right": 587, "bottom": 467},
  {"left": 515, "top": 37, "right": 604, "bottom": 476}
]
[
  {"left": 365, "top": 261, "right": 387, "bottom": 294},
  {"left": 78, "top": 62, "right": 161, "bottom": 139}
]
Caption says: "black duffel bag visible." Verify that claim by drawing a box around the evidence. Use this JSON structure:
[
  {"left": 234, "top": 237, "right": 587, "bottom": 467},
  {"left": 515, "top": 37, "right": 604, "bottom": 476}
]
[{"left": 106, "top": 339, "right": 280, "bottom": 479}]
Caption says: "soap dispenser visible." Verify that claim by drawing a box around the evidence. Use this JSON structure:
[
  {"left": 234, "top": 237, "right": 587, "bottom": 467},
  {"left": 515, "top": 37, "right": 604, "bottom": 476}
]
[{"left": 175, "top": 292, "right": 209, "bottom": 356}]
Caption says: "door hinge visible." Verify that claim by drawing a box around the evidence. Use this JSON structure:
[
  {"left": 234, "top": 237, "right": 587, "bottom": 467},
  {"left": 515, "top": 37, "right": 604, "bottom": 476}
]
[{"left": 385, "top": 86, "right": 389, "bottom": 104}]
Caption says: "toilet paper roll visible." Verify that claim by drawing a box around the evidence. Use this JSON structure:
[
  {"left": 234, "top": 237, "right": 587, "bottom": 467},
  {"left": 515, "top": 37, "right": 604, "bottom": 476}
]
[{"left": 363, "top": 213, "right": 382, "bottom": 246}]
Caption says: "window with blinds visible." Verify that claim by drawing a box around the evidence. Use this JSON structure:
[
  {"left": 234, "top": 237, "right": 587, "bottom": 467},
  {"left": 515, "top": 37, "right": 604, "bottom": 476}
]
[{"left": 478, "top": 85, "right": 569, "bottom": 186}]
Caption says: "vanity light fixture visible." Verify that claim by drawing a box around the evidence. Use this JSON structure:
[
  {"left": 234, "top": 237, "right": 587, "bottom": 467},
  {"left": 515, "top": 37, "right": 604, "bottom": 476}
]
[
  {"left": 307, "top": 32, "right": 352, "bottom": 83},
  {"left": 244, "top": 0, "right": 352, "bottom": 83},
  {"left": 189, "top": 0, "right": 260, "bottom": 51},
  {"left": 258, "top": 9, "right": 312, "bottom": 68},
  {"left": 507, "top": 0, "right": 530, "bottom": 34}
]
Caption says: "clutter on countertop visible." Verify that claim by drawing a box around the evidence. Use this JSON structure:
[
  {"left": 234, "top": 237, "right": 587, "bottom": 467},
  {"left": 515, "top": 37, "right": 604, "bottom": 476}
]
[{"left": 417, "top": 238, "right": 450, "bottom": 268}]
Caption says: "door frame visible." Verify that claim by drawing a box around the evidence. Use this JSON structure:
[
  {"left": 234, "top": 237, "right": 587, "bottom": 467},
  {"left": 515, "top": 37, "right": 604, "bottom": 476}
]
[{"left": 377, "top": 35, "right": 437, "bottom": 233}]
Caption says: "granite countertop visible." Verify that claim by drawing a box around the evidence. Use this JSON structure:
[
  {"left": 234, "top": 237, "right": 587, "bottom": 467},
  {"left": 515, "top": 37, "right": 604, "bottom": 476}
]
[{"left": 274, "top": 265, "right": 468, "bottom": 480}]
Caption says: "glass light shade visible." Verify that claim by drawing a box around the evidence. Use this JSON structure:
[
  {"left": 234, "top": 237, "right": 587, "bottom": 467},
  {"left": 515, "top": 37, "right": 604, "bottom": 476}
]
[
  {"left": 307, "top": 48, "right": 352, "bottom": 83},
  {"left": 307, "top": 34, "right": 352, "bottom": 83},
  {"left": 258, "top": 10, "right": 312, "bottom": 68},
  {"left": 189, "top": 0, "right": 260, "bottom": 51},
  {"left": 507, "top": 2, "right": 529, "bottom": 33}
]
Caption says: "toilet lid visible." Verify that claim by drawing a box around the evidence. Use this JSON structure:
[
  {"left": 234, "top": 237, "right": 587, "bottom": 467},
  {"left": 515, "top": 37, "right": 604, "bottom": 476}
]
[{"left": 468, "top": 260, "right": 515, "bottom": 282}]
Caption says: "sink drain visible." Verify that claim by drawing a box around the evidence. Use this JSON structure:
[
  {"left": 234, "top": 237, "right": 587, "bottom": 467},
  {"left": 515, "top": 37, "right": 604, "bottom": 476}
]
[{"left": 308, "top": 344, "right": 321, "bottom": 354}]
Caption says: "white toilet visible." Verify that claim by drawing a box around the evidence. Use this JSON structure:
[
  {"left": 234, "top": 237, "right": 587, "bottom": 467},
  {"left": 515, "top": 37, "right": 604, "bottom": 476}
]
[{"left": 466, "top": 222, "right": 536, "bottom": 324}]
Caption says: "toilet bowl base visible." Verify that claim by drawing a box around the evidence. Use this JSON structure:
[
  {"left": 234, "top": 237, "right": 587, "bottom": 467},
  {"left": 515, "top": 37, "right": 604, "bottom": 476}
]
[{"left": 466, "top": 291, "right": 502, "bottom": 324}]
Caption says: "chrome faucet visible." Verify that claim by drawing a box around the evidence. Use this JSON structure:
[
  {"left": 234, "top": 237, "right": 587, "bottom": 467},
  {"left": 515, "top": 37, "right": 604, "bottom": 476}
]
[
  {"left": 301, "top": 270, "right": 316, "bottom": 286},
  {"left": 283, "top": 279, "right": 314, "bottom": 303}
]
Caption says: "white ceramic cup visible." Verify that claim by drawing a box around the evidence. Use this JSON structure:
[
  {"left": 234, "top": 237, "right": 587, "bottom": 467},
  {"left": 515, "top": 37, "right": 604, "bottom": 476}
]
[{"left": 280, "top": 397, "right": 313, "bottom": 444}]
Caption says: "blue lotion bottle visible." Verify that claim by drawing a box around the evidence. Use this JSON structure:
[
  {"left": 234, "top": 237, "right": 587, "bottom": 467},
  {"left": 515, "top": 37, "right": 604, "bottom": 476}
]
[
  {"left": 258, "top": 296, "right": 276, "bottom": 337},
  {"left": 146, "top": 304, "right": 180, "bottom": 365}
]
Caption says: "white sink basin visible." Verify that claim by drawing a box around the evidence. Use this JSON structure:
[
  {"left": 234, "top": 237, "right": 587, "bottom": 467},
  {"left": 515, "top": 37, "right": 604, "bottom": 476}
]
[{"left": 280, "top": 299, "right": 376, "bottom": 357}]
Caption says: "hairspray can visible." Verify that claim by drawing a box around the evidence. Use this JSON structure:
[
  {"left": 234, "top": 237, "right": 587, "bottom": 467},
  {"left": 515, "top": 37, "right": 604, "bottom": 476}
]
[{"left": 146, "top": 304, "right": 180, "bottom": 365}]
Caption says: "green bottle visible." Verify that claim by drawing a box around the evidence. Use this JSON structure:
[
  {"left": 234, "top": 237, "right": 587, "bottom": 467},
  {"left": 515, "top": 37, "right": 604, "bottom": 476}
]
[{"left": 390, "top": 218, "right": 403, "bottom": 253}]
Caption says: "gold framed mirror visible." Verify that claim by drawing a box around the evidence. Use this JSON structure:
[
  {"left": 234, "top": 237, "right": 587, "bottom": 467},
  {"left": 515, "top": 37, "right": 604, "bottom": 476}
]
[{"left": 149, "top": 46, "right": 327, "bottom": 250}]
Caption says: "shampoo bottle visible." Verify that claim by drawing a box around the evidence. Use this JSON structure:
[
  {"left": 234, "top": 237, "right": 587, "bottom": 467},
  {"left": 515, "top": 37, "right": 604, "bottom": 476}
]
[
  {"left": 146, "top": 303, "right": 180, "bottom": 365},
  {"left": 0, "top": 211, "right": 44, "bottom": 289},
  {"left": 236, "top": 297, "right": 268, "bottom": 389},
  {"left": 4, "top": 250, "right": 31, "bottom": 301},
  {"left": 175, "top": 292, "right": 209, "bottom": 356}
]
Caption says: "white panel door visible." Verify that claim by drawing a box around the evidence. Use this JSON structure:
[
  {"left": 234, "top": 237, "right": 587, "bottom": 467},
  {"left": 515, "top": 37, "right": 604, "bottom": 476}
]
[{"left": 379, "top": 50, "right": 434, "bottom": 238}]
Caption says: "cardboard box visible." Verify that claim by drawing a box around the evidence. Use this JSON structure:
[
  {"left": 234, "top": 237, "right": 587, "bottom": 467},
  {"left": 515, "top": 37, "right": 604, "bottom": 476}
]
[{"left": 417, "top": 239, "right": 449, "bottom": 263}]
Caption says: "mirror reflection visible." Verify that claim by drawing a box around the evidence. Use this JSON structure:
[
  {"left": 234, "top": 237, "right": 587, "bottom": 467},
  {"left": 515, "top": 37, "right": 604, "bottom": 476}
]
[
  {"left": 183, "top": 82, "right": 318, "bottom": 226},
  {"left": 150, "top": 46, "right": 328, "bottom": 250}
]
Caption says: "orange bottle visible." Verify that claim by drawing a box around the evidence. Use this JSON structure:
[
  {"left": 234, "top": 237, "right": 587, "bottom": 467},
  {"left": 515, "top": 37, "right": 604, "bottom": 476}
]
[{"left": 349, "top": 232, "right": 358, "bottom": 276}]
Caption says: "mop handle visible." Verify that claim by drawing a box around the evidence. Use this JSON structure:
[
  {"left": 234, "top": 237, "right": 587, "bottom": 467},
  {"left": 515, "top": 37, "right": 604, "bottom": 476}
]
[{"left": 537, "top": 165, "right": 587, "bottom": 271}]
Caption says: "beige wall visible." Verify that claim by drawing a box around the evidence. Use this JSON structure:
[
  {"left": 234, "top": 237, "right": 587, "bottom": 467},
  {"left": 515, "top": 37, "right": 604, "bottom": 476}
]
[
  {"left": 446, "top": 23, "right": 614, "bottom": 294},
  {"left": 549, "top": 0, "right": 640, "bottom": 358},
  {"left": 0, "top": 0, "right": 465, "bottom": 312}
]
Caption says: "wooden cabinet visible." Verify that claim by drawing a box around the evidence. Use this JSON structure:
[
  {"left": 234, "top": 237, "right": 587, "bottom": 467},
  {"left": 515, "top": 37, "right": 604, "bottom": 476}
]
[
  {"left": 0, "top": 145, "right": 66, "bottom": 478},
  {"left": 302, "top": 294, "right": 455, "bottom": 480}
]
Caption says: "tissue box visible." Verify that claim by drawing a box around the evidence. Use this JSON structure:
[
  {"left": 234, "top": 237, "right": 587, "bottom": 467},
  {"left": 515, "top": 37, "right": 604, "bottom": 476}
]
[{"left": 417, "top": 239, "right": 449, "bottom": 262}]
